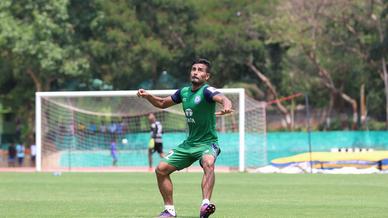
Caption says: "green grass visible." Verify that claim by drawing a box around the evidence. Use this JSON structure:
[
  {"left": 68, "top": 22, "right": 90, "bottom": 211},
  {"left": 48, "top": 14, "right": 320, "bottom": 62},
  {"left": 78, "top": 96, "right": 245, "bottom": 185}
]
[{"left": 1, "top": 172, "right": 388, "bottom": 218}]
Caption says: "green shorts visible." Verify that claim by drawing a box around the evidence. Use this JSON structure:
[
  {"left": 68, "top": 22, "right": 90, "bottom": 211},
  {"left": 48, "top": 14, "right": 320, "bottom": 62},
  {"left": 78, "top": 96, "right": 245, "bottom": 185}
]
[{"left": 162, "top": 141, "right": 221, "bottom": 170}]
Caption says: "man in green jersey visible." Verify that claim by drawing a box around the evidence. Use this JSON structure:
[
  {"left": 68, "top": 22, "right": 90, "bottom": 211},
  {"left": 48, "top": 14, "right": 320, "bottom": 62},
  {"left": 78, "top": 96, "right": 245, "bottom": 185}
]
[{"left": 137, "top": 58, "right": 233, "bottom": 218}]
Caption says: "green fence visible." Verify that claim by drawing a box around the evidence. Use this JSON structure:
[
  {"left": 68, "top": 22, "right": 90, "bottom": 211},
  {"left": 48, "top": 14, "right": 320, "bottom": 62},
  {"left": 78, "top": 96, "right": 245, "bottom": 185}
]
[{"left": 57, "top": 131, "right": 388, "bottom": 168}]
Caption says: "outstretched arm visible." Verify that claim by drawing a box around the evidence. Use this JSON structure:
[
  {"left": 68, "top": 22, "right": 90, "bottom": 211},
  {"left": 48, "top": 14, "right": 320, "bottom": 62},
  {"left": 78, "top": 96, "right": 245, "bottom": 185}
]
[
  {"left": 213, "top": 94, "right": 233, "bottom": 115},
  {"left": 137, "top": 89, "right": 176, "bottom": 109}
]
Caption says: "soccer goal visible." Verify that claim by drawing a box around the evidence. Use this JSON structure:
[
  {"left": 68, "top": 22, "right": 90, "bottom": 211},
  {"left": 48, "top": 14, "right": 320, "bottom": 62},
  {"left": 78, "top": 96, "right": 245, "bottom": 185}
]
[{"left": 35, "top": 89, "right": 267, "bottom": 172}]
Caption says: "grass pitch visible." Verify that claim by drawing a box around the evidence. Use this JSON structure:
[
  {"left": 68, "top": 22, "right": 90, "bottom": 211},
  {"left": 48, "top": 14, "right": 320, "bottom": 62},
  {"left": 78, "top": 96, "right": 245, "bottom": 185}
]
[{"left": 1, "top": 172, "right": 388, "bottom": 218}]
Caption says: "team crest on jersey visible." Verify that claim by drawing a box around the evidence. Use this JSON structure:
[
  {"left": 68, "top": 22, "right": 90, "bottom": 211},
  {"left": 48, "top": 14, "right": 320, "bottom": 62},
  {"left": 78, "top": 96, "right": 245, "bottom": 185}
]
[
  {"left": 194, "top": 96, "right": 201, "bottom": 104},
  {"left": 185, "top": 108, "right": 195, "bottom": 123},
  {"left": 185, "top": 108, "right": 193, "bottom": 117}
]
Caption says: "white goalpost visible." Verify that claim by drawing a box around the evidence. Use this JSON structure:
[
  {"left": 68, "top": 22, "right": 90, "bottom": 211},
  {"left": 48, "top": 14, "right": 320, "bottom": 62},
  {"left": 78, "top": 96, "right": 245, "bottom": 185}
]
[{"left": 35, "top": 89, "right": 267, "bottom": 172}]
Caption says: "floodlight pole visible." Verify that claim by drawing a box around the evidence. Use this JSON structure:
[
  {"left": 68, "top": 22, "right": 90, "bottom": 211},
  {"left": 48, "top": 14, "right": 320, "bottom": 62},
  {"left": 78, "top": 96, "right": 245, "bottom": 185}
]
[{"left": 305, "top": 94, "right": 313, "bottom": 173}]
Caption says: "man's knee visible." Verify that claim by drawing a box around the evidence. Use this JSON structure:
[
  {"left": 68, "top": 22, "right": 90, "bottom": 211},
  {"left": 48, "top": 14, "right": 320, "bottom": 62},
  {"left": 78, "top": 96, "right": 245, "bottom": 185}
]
[
  {"left": 155, "top": 166, "right": 166, "bottom": 176},
  {"left": 155, "top": 162, "right": 175, "bottom": 176},
  {"left": 203, "top": 162, "right": 215, "bottom": 171},
  {"left": 201, "top": 157, "right": 215, "bottom": 171}
]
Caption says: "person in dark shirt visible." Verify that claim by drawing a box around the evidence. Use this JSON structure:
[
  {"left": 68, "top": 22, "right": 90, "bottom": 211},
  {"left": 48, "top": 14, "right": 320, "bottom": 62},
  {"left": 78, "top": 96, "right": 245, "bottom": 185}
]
[
  {"left": 148, "top": 113, "right": 165, "bottom": 171},
  {"left": 8, "top": 144, "right": 17, "bottom": 167}
]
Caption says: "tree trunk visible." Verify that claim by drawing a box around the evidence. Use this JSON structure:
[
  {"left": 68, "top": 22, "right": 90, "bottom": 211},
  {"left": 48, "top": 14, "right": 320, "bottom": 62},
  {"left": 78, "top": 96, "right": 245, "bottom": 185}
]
[
  {"left": 383, "top": 57, "right": 388, "bottom": 129},
  {"left": 26, "top": 68, "right": 42, "bottom": 92},
  {"left": 246, "top": 57, "right": 292, "bottom": 129},
  {"left": 319, "top": 93, "right": 335, "bottom": 130},
  {"left": 151, "top": 61, "right": 158, "bottom": 89},
  {"left": 26, "top": 69, "right": 43, "bottom": 149},
  {"left": 373, "top": 10, "right": 388, "bottom": 129},
  {"left": 305, "top": 49, "right": 358, "bottom": 129},
  {"left": 360, "top": 83, "right": 367, "bottom": 129}
]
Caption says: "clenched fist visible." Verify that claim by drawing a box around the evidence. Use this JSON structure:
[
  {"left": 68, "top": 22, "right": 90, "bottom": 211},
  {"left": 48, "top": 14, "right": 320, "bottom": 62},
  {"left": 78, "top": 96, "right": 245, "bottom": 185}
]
[{"left": 137, "top": 89, "right": 149, "bottom": 98}]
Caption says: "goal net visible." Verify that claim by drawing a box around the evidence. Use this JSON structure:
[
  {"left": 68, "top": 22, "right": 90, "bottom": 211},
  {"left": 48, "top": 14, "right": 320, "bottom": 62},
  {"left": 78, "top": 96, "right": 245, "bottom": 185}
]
[{"left": 35, "top": 89, "right": 267, "bottom": 172}]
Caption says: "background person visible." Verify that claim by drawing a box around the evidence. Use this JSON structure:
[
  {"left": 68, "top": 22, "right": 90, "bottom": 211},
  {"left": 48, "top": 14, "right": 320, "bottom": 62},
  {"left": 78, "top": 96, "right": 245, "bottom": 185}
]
[
  {"left": 110, "top": 139, "right": 118, "bottom": 166},
  {"left": 30, "top": 143, "right": 36, "bottom": 167},
  {"left": 16, "top": 143, "right": 25, "bottom": 167},
  {"left": 148, "top": 113, "right": 165, "bottom": 171},
  {"left": 8, "top": 143, "right": 17, "bottom": 167}
]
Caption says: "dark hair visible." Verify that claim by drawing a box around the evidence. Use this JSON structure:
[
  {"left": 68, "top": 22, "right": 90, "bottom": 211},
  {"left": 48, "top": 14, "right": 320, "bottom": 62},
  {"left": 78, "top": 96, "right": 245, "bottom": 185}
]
[{"left": 191, "top": 58, "right": 211, "bottom": 73}]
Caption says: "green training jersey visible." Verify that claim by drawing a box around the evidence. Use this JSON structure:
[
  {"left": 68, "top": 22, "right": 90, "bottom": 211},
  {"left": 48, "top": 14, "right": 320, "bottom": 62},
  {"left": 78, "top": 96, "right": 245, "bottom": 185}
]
[{"left": 171, "top": 84, "right": 221, "bottom": 145}]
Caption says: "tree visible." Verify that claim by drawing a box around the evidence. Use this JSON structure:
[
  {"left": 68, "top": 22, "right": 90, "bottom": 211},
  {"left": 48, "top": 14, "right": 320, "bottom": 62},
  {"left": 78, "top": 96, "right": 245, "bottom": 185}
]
[
  {"left": 82, "top": 0, "right": 199, "bottom": 90},
  {"left": 0, "top": 0, "right": 90, "bottom": 141},
  {"left": 370, "top": 0, "right": 388, "bottom": 128},
  {"left": 191, "top": 0, "right": 296, "bottom": 128},
  {"left": 0, "top": 0, "right": 90, "bottom": 91},
  {"left": 272, "top": 0, "right": 384, "bottom": 129}
]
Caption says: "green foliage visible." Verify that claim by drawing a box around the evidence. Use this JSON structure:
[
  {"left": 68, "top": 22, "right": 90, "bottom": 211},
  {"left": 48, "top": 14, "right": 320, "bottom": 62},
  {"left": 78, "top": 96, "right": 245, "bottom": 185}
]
[
  {"left": 224, "top": 82, "right": 264, "bottom": 100},
  {"left": 368, "top": 119, "right": 387, "bottom": 130},
  {"left": 271, "top": 0, "right": 387, "bottom": 124},
  {"left": 1, "top": 0, "right": 90, "bottom": 80},
  {"left": 0, "top": 0, "right": 91, "bottom": 141}
]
